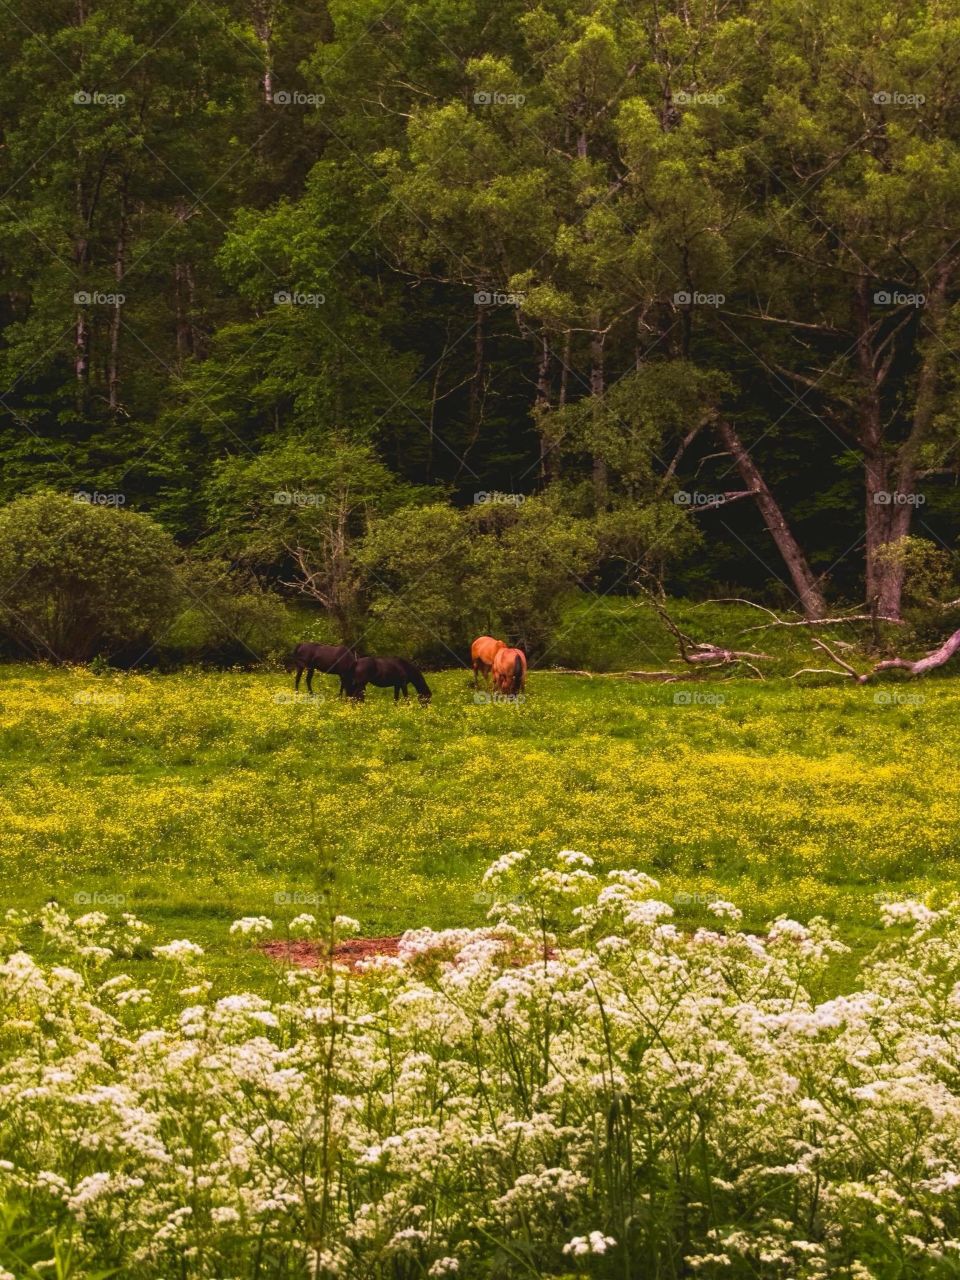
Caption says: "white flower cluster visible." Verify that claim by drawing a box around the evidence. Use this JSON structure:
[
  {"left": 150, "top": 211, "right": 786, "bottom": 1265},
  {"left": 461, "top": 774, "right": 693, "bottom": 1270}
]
[
  {"left": 0, "top": 864, "right": 958, "bottom": 1279},
  {"left": 228, "top": 915, "right": 273, "bottom": 937}
]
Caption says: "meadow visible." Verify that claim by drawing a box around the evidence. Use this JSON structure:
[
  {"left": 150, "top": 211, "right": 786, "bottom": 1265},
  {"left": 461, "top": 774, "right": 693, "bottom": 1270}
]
[
  {"left": 1, "top": 644, "right": 957, "bottom": 974},
  {"left": 3, "top": 634, "right": 960, "bottom": 1277}
]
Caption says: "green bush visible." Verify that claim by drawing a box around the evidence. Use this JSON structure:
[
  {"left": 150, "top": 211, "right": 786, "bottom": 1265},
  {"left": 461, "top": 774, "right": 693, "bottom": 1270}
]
[
  {"left": 157, "top": 564, "right": 296, "bottom": 667},
  {"left": 0, "top": 491, "right": 179, "bottom": 663}
]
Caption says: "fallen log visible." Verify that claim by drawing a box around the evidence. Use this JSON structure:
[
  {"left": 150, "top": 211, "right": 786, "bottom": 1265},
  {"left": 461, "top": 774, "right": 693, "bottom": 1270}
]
[
  {"left": 790, "top": 628, "right": 960, "bottom": 683},
  {"left": 707, "top": 597, "right": 905, "bottom": 632},
  {"left": 646, "top": 594, "right": 771, "bottom": 679},
  {"left": 867, "top": 627, "right": 960, "bottom": 680}
]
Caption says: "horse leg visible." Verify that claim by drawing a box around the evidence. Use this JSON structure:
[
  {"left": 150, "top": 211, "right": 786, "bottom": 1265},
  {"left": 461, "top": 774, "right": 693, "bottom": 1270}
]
[
  {"left": 394, "top": 684, "right": 401, "bottom": 702},
  {"left": 295, "top": 664, "right": 303, "bottom": 692},
  {"left": 306, "top": 666, "right": 315, "bottom": 695},
  {"left": 472, "top": 660, "right": 480, "bottom": 688}
]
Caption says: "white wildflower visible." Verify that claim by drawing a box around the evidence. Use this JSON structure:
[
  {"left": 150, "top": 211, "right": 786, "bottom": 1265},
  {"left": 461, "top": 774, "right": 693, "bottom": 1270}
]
[
  {"left": 563, "top": 1231, "right": 617, "bottom": 1256},
  {"left": 153, "top": 938, "right": 204, "bottom": 963},
  {"left": 229, "top": 916, "right": 273, "bottom": 937},
  {"left": 707, "top": 899, "right": 743, "bottom": 923}
]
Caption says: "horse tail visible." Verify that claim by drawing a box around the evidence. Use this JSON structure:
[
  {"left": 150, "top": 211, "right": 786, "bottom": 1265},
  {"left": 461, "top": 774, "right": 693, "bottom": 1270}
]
[{"left": 513, "top": 654, "right": 522, "bottom": 693}]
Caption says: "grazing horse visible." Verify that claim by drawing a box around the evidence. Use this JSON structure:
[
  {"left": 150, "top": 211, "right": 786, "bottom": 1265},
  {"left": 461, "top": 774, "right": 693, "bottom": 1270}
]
[
  {"left": 350, "top": 657, "right": 431, "bottom": 704},
  {"left": 289, "top": 642, "right": 357, "bottom": 697},
  {"left": 471, "top": 635, "right": 505, "bottom": 687},
  {"left": 492, "top": 646, "right": 527, "bottom": 696}
]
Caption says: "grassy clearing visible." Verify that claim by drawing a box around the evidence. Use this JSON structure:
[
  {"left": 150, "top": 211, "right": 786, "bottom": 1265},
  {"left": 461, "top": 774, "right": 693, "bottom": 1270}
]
[{"left": 0, "top": 645, "right": 957, "bottom": 978}]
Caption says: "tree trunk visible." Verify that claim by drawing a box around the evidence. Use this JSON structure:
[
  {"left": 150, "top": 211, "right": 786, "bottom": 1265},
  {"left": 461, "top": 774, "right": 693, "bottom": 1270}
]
[
  {"left": 174, "top": 262, "right": 196, "bottom": 363},
  {"left": 107, "top": 184, "right": 127, "bottom": 413},
  {"left": 559, "top": 331, "right": 571, "bottom": 408},
  {"left": 74, "top": 178, "right": 90, "bottom": 405},
  {"left": 590, "top": 328, "right": 608, "bottom": 507},
  {"left": 716, "top": 419, "right": 827, "bottom": 619},
  {"left": 251, "top": 1, "right": 275, "bottom": 102},
  {"left": 861, "top": 263, "right": 953, "bottom": 619},
  {"left": 535, "top": 332, "right": 552, "bottom": 482}
]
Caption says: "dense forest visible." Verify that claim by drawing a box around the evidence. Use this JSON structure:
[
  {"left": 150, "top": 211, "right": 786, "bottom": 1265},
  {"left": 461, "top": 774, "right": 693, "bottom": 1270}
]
[{"left": 1, "top": 0, "right": 960, "bottom": 661}]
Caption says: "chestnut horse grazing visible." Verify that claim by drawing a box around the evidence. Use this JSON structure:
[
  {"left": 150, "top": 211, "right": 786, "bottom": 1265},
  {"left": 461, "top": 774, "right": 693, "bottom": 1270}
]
[
  {"left": 492, "top": 646, "right": 527, "bottom": 696},
  {"left": 471, "top": 635, "right": 505, "bottom": 687},
  {"left": 290, "top": 642, "right": 357, "bottom": 696},
  {"left": 350, "top": 656, "right": 432, "bottom": 704}
]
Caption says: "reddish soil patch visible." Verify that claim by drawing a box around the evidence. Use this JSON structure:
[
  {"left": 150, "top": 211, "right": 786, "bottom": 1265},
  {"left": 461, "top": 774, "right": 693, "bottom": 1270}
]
[{"left": 262, "top": 936, "right": 401, "bottom": 970}]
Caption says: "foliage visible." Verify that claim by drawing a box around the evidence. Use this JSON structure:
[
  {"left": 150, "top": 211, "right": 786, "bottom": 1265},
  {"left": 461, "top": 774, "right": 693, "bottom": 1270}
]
[
  {"left": 0, "top": 492, "right": 179, "bottom": 662},
  {"left": 204, "top": 438, "right": 425, "bottom": 641},
  {"left": 159, "top": 563, "right": 296, "bottom": 667},
  {"left": 0, "top": 660, "right": 956, "bottom": 947},
  {"left": 469, "top": 498, "right": 600, "bottom": 652},
  {"left": 1, "top": 0, "right": 959, "bottom": 613},
  {"left": 3, "top": 857, "right": 960, "bottom": 1276}
]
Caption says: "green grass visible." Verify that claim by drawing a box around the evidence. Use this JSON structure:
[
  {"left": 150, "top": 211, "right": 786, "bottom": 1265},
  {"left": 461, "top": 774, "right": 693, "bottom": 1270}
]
[{"left": 0, "top": 644, "right": 957, "bottom": 978}]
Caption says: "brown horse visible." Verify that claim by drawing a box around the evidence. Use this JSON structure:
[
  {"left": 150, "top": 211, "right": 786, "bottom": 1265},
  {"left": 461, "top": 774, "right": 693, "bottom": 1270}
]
[
  {"left": 471, "top": 635, "right": 505, "bottom": 687},
  {"left": 289, "top": 642, "right": 357, "bottom": 696},
  {"left": 492, "top": 646, "right": 527, "bottom": 696},
  {"left": 350, "top": 656, "right": 431, "bottom": 704}
]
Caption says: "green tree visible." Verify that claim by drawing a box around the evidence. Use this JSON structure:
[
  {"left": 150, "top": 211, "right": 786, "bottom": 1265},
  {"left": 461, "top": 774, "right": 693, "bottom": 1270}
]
[
  {"left": 205, "top": 437, "right": 426, "bottom": 640},
  {"left": 0, "top": 491, "right": 179, "bottom": 661}
]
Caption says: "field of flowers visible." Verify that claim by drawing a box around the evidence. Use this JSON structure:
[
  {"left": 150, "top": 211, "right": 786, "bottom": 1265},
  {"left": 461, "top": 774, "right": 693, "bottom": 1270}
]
[
  {"left": 3, "top": 848, "right": 960, "bottom": 1278},
  {"left": 0, "top": 663, "right": 957, "bottom": 966}
]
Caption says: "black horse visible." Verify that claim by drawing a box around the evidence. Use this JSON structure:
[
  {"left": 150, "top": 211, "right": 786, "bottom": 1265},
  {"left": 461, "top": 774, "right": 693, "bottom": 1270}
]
[
  {"left": 289, "top": 642, "right": 357, "bottom": 696},
  {"left": 350, "top": 657, "right": 431, "bottom": 704}
]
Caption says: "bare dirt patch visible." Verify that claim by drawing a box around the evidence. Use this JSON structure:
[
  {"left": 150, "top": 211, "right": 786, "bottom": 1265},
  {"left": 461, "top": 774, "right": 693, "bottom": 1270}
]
[{"left": 261, "top": 936, "right": 401, "bottom": 969}]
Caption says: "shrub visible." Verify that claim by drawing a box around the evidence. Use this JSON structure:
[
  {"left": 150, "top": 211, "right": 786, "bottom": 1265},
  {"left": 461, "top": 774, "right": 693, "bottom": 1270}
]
[
  {"left": 358, "top": 504, "right": 480, "bottom": 660},
  {"left": 158, "top": 563, "right": 294, "bottom": 666},
  {"left": 0, "top": 491, "right": 179, "bottom": 662},
  {"left": 3, "top": 852, "right": 960, "bottom": 1277}
]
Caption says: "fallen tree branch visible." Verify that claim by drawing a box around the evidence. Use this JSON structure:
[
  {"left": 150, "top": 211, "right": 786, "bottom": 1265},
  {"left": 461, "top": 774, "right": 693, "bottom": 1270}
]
[
  {"left": 790, "top": 627, "right": 960, "bottom": 682},
  {"left": 641, "top": 592, "right": 771, "bottom": 679},
  {"left": 789, "top": 667, "right": 856, "bottom": 680},
  {"left": 707, "top": 597, "right": 906, "bottom": 632},
  {"left": 811, "top": 637, "right": 861, "bottom": 679},
  {"left": 541, "top": 668, "right": 684, "bottom": 682},
  {"left": 869, "top": 627, "right": 960, "bottom": 679}
]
